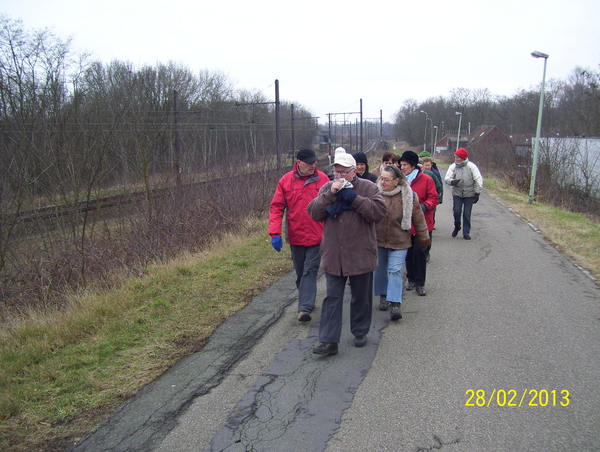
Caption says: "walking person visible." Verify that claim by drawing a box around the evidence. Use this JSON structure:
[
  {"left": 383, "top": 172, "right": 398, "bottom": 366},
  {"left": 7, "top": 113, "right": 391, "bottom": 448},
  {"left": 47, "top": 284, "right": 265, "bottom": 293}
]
[
  {"left": 371, "top": 151, "right": 395, "bottom": 178},
  {"left": 269, "top": 148, "right": 329, "bottom": 322},
  {"left": 444, "top": 148, "right": 483, "bottom": 240},
  {"left": 374, "top": 165, "right": 430, "bottom": 320},
  {"left": 352, "top": 151, "right": 377, "bottom": 183},
  {"left": 325, "top": 147, "right": 347, "bottom": 180},
  {"left": 398, "top": 151, "right": 438, "bottom": 296},
  {"left": 420, "top": 155, "right": 443, "bottom": 262},
  {"left": 307, "top": 151, "right": 387, "bottom": 356}
]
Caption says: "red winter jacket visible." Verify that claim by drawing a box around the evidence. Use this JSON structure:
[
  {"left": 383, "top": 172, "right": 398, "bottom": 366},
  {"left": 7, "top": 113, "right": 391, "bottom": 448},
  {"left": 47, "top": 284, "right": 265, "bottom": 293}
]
[
  {"left": 269, "top": 162, "right": 328, "bottom": 246},
  {"left": 409, "top": 171, "right": 439, "bottom": 233}
]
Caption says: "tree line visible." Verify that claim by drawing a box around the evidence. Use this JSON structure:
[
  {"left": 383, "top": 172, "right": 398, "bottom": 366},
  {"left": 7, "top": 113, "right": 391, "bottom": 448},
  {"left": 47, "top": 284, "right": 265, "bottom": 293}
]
[
  {"left": 393, "top": 70, "right": 600, "bottom": 147},
  {"left": 0, "top": 16, "right": 316, "bottom": 315}
]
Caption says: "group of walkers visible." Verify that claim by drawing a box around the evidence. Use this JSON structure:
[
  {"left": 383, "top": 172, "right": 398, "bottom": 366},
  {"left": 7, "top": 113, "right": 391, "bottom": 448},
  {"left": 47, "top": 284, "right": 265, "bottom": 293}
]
[{"left": 268, "top": 146, "right": 482, "bottom": 356}]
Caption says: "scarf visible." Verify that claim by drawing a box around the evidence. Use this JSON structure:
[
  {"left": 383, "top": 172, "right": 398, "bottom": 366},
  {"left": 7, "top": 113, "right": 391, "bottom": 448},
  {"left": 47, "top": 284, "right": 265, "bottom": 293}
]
[
  {"left": 405, "top": 168, "right": 419, "bottom": 185},
  {"left": 377, "top": 179, "right": 414, "bottom": 230}
]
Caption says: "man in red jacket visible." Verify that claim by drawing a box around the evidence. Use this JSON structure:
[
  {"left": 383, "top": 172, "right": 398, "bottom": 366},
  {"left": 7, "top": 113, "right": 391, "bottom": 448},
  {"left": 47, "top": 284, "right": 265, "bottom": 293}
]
[
  {"left": 398, "top": 151, "right": 439, "bottom": 296},
  {"left": 269, "top": 148, "right": 329, "bottom": 322}
]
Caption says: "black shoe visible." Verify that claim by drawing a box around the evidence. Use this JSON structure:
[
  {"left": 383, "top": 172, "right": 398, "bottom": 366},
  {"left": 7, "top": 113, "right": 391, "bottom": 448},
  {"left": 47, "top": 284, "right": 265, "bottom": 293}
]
[
  {"left": 313, "top": 342, "right": 338, "bottom": 355},
  {"left": 406, "top": 282, "right": 416, "bottom": 291},
  {"left": 463, "top": 235, "right": 471, "bottom": 240},
  {"left": 390, "top": 303, "right": 402, "bottom": 321},
  {"left": 416, "top": 286, "right": 426, "bottom": 296},
  {"left": 298, "top": 311, "right": 312, "bottom": 322},
  {"left": 354, "top": 335, "right": 367, "bottom": 347},
  {"left": 452, "top": 226, "right": 461, "bottom": 237}
]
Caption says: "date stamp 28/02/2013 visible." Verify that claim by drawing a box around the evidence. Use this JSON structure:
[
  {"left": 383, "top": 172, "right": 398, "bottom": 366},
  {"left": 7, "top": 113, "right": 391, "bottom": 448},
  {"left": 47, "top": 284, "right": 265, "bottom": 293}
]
[{"left": 465, "top": 389, "right": 570, "bottom": 407}]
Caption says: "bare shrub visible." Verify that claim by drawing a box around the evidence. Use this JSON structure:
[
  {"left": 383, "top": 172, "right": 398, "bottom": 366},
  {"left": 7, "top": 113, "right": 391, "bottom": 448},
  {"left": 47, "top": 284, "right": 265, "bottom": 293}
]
[{"left": 0, "top": 162, "right": 284, "bottom": 320}]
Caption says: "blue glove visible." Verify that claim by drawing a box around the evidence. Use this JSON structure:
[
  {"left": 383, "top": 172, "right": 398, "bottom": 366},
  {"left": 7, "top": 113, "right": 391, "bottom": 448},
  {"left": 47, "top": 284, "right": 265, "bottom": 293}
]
[
  {"left": 271, "top": 236, "right": 282, "bottom": 252},
  {"left": 337, "top": 188, "right": 357, "bottom": 204},
  {"left": 420, "top": 203, "right": 427, "bottom": 212}
]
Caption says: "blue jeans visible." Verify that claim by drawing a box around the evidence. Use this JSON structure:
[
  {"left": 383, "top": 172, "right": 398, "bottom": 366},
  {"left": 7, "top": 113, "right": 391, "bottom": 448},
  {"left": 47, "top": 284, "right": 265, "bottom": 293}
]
[
  {"left": 374, "top": 247, "right": 408, "bottom": 303},
  {"left": 452, "top": 196, "right": 474, "bottom": 236}
]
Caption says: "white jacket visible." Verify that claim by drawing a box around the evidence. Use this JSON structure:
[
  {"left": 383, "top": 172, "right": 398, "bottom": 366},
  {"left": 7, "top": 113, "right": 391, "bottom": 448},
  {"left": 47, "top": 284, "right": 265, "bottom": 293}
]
[{"left": 444, "top": 159, "right": 483, "bottom": 198}]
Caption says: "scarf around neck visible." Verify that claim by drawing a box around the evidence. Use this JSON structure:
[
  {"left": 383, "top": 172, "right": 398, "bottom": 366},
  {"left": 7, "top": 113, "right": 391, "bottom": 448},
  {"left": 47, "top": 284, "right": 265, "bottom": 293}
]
[
  {"left": 405, "top": 168, "right": 419, "bottom": 185},
  {"left": 377, "top": 180, "right": 414, "bottom": 230}
]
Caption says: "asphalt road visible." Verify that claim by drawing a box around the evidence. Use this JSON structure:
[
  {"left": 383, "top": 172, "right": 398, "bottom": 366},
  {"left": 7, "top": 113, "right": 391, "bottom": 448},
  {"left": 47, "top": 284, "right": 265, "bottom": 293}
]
[{"left": 70, "top": 185, "right": 600, "bottom": 452}]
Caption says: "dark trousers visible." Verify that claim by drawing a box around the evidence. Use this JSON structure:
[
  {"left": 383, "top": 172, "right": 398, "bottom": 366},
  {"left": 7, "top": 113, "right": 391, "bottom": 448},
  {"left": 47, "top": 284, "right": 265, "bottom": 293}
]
[
  {"left": 405, "top": 235, "right": 427, "bottom": 286},
  {"left": 319, "top": 272, "right": 373, "bottom": 343},
  {"left": 290, "top": 245, "right": 321, "bottom": 313},
  {"left": 453, "top": 195, "right": 474, "bottom": 236}
]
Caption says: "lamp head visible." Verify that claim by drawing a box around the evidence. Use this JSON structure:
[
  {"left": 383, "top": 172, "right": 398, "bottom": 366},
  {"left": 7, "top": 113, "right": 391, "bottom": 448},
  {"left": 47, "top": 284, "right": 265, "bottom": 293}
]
[
  {"left": 455, "top": 111, "right": 462, "bottom": 116},
  {"left": 531, "top": 51, "right": 549, "bottom": 59}
]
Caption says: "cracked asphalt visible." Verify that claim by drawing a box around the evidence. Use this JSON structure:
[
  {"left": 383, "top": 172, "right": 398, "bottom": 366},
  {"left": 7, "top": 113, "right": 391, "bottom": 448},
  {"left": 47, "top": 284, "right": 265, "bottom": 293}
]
[{"left": 70, "top": 186, "right": 600, "bottom": 452}]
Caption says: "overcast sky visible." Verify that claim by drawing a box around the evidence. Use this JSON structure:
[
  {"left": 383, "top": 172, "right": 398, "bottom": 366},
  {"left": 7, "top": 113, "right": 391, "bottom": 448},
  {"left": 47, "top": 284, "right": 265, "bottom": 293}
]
[{"left": 3, "top": 0, "right": 600, "bottom": 123}]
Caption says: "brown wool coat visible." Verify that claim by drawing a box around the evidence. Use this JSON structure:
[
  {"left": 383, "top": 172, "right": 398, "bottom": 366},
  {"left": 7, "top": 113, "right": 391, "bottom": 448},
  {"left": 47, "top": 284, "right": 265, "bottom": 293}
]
[
  {"left": 376, "top": 189, "right": 431, "bottom": 250},
  {"left": 307, "top": 177, "right": 387, "bottom": 277}
]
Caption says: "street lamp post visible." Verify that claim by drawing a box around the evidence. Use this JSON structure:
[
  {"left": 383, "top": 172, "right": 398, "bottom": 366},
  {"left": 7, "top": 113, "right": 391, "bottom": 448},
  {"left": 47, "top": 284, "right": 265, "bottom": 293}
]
[
  {"left": 433, "top": 125, "right": 438, "bottom": 154},
  {"left": 455, "top": 112, "right": 462, "bottom": 152},
  {"left": 420, "top": 110, "right": 428, "bottom": 152},
  {"left": 528, "top": 51, "right": 549, "bottom": 204}
]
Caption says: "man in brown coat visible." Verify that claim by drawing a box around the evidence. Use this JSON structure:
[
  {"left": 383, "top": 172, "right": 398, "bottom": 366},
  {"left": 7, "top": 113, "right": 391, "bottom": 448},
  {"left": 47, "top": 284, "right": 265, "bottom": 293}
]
[{"left": 307, "top": 151, "right": 387, "bottom": 356}]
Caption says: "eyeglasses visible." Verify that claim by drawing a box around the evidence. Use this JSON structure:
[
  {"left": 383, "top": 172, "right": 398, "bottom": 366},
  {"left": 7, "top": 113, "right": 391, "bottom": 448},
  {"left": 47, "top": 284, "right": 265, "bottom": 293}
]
[
  {"left": 333, "top": 169, "right": 353, "bottom": 176},
  {"left": 380, "top": 178, "right": 397, "bottom": 183}
]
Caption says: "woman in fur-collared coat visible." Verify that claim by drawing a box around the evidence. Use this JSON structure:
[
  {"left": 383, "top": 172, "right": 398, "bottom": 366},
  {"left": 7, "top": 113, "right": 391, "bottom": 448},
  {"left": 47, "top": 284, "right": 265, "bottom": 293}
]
[{"left": 374, "top": 165, "right": 430, "bottom": 320}]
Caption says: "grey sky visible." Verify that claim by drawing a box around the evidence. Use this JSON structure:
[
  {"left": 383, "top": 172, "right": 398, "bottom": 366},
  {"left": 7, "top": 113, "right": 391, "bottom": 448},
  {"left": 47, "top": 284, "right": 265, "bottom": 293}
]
[{"left": 3, "top": 0, "right": 600, "bottom": 123}]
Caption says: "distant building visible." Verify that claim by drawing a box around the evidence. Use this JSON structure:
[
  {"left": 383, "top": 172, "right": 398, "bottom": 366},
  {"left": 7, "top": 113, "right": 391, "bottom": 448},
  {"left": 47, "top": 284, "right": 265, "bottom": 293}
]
[
  {"left": 435, "top": 125, "right": 516, "bottom": 165},
  {"left": 509, "top": 133, "right": 534, "bottom": 159},
  {"left": 467, "top": 125, "right": 516, "bottom": 165},
  {"left": 435, "top": 133, "right": 468, "bottom": 154},
  {"left": 546, "top": 136, "right": 600, "bottom": 184}
]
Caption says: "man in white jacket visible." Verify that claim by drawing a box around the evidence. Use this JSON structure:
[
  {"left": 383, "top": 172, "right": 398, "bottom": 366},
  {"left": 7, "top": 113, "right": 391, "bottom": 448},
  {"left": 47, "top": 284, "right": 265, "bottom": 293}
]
[{"left": 444, "top": 148, "right": 483, "bottom": 240}]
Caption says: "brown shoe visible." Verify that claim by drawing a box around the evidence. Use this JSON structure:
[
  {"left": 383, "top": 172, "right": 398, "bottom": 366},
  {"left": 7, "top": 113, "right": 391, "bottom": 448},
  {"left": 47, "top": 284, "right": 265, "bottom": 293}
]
[
  {"left": 406, "top": 282, "right": 416, "bottom": 291},
  {"left": 298, "top": 311, "right": 311, "bottom": 322},
  {"left": 416, "top": 286, "right": 426, "bottom": 296}
]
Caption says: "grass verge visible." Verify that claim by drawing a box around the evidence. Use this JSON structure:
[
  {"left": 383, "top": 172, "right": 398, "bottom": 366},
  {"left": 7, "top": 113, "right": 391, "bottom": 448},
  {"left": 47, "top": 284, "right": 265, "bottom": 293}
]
[{"left": 0, "top": 216, "right": 293, "bottom": 452}]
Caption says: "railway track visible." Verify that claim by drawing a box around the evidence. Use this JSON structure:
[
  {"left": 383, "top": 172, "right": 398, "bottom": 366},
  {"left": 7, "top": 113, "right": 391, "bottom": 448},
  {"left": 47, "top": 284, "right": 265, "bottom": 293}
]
[{"left": 4, "top": 142, "right": 381, "bottom": 228}]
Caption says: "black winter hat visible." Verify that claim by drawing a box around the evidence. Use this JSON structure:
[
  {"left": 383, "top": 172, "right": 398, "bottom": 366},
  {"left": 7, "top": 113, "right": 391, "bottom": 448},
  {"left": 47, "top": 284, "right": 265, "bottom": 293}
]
[
  {"left": 297, "top": 148, "right": 318, "bottom": 163},
  {"left": 352, "top": 151, "right": 369, "bottom": 165},
  {"left": 399, "top": 151, "right": 419, "bottom": 168}
]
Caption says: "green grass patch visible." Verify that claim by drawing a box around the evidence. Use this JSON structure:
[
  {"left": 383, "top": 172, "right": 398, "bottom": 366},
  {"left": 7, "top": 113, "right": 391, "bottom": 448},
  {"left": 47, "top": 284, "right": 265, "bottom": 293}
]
[{"left": 0, "top": 218, "right": 293, "bottom": 452}]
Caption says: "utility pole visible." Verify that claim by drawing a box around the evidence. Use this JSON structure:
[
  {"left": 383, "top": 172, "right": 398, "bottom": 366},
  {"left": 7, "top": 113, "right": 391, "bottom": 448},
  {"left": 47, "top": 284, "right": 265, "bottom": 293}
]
[
  {"left": 275, "top": 79, "right": 281, "bottom": 169},
  {"left": 360, "top": 99, "right": 363, "bottom": 151},
  {"left": 173, "top": 90, "right": 182, "bottom": 187},
  {"left": 235, "top": 79, "right": 281, "bottom": 169}
]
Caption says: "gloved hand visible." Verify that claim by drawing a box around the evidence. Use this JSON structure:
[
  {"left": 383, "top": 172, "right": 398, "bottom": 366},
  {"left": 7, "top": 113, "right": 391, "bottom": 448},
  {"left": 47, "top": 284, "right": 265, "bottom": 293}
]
[
  {"left": 417, "top": 238, "right": 431, "bottom": 250},
  {"left": 450, "top": 179, "right": 461, "bottom": 186},
  {"left": 473, "top": 193, "right": 480, "bottom": 204},
  {"left": 420, "top": 203, "right": 427, "bottom": 212},
  {"left": 337, "top": 188, "right": 357, "bottom": 204},
  {"left": 271, "top": 235, "right": 282, "bottom": 252}
]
